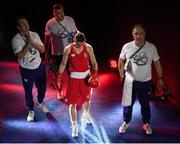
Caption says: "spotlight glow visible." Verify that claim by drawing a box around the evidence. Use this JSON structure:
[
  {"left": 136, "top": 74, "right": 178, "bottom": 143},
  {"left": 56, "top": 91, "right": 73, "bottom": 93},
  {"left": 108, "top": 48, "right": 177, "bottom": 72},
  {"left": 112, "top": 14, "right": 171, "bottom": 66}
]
[{"left": 108, "top": 59, "right": 118, "bottom": 69}]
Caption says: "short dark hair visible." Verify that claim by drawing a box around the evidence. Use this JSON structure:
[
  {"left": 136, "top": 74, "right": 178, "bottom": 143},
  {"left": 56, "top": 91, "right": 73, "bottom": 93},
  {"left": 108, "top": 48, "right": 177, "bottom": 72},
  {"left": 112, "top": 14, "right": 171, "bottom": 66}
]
[
  {"left": 16, "top": 16, "right": 27, "bottom": 26},
  {"left": 132, "top": 24, "right": 145, "bottom": 32},
  {"left": 75, "top": 32, "right": 86, "bottom": 43},
  {"left": 53, "top": 3, "right": 63, "bottom": 10}
]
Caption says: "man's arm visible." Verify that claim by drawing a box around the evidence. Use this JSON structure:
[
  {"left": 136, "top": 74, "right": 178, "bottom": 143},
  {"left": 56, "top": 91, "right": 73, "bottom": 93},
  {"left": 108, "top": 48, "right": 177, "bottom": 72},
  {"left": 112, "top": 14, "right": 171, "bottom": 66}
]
[
  {"left": 87, "top": 45, "right": 98, "bottom": 72},
  {"left": 16, "top": 42, "right": 29, "bottom": 59},
  {"left": 28, "top": 33, "right": 45, "bottom": 53},
  {"left": 58, "top": 46, "right": 70, "bottom": 74},
  {"left": 118, "top": 57, "right": 125, "bottom": 82},
  {"left": 44, "top": 34, "right": 51, "bottom": 60},
  {"left": 52, "top": 46, "right": 70, "bottom": 90},
  {"left": 154, "top": 59, "right": 164, "bottom": 88}
]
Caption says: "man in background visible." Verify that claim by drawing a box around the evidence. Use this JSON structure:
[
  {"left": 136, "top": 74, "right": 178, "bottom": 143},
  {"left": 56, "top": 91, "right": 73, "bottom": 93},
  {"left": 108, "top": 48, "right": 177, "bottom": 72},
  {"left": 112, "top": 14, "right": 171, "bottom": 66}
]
[{"left": 44, "top": 3, "right": 78, "bottom": 100}]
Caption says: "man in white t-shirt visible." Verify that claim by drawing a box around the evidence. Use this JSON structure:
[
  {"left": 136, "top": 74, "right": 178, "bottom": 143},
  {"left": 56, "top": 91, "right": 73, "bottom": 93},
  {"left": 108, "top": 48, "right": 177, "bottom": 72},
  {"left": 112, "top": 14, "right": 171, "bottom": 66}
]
[
  {"left": 44, "top": 3, "right": 78, "bottom": 100},
  {"left": 118, "top": 24, "right": 164, "bottom": 135},
  {"left": 11, "top": 16, "right": 49, "bottom": 122}
]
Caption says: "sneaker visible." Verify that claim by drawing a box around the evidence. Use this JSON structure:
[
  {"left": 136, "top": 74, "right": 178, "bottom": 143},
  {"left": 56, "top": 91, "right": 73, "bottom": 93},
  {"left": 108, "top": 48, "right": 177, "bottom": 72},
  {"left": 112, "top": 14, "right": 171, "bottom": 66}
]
[
  {"left": 71, "top": 125, "right": 78, "bottom": 137},
  {"left": 119, "top": 121, "right": 129, "bottom": 133},
  {"left": 82, "top": 113, "right": 93, "bottom": 124},
  {"left": 27, "top": 110, "right": 35, "bottom": 122},
  {"left": 143, "top": 123, "right": 152, "bottom": 135},
  {"left": 37, "top": 102, "right": 49, "bottom": 113}
]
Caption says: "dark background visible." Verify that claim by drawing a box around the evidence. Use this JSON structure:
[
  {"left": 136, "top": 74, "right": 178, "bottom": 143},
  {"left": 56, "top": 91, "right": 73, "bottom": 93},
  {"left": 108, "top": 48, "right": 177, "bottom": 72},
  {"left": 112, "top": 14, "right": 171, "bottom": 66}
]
[{"left": 0, "top": 0, "right": 180, "bottom": 104}]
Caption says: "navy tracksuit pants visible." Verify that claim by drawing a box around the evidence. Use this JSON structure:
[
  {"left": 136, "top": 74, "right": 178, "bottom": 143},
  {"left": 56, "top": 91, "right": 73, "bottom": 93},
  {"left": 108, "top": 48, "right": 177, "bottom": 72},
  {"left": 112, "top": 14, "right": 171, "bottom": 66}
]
[
  {"left": 20, "top": 63, "right": 46, "bottom": 111},
  {"left": 123, "top": 80, "right": 152, "bottom": 124}
]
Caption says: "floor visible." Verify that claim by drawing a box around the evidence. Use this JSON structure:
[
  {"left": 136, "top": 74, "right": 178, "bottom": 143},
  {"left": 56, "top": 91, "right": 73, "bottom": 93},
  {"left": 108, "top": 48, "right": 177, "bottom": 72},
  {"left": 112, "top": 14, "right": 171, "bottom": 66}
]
[{"left": 0, "top": 61, "right": 180, "bottom": 143}]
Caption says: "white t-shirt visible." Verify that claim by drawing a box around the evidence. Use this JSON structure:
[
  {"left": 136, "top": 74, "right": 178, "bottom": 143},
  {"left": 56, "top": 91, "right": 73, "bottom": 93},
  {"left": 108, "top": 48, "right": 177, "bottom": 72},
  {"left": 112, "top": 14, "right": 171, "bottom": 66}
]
[
  {"left": 119, "top": 41, "right": 160, "bottom": 82},
  {"left": 11, "top": 31, "right": 43, "bottom": 69},
  {"left": 45, "top": 16, "right": 78, "bottom": 55}
]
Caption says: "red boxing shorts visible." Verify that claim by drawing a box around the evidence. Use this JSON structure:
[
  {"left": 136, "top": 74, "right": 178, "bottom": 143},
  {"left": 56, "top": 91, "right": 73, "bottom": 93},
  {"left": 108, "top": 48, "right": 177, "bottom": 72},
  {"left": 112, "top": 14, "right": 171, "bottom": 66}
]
[{"left": 65, "top": 77, "right": 91, "bottom": 105}]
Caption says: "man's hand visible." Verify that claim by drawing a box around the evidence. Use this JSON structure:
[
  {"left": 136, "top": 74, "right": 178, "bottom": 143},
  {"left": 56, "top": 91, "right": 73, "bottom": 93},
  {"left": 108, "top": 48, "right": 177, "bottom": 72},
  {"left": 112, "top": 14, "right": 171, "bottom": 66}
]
[
  {"left": 88, "top": 70, "right": 100, "bottom": 88},
  {"left": 51, "top": 72, "right": 63, "bottom": 90},
  {"left": 157, "top": 78, "right": 164, "bottom": 89},
  {"left": 25, "top": 32, "right": 33, "bottom": 45}
]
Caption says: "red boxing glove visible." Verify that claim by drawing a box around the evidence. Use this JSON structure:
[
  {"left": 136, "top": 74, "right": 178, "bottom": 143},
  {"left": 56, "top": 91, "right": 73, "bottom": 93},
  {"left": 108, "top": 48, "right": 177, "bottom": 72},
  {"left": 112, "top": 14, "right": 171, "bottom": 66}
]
[
  {"left": 88, "top": 70, "right": 100, "bottom": 88},
  {"left": 51, "top": 72, "right": 62, "bottom": 90}
]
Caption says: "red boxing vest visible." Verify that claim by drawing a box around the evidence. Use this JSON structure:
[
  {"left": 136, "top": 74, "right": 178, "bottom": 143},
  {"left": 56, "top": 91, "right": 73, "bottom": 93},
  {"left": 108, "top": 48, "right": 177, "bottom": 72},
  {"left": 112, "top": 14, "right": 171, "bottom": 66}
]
[{"left": 69, "top": 43, "right": 90, "bottom": 72}]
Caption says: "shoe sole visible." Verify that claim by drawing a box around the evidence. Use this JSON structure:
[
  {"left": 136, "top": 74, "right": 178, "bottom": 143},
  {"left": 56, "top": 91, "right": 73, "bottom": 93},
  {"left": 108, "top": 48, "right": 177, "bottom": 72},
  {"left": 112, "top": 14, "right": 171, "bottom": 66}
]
[
  {"left": 27, "top": 118, "right": 34, "bottom": 122},
  {"left": 72, "top": 134, "right": 78, "bottom": 137}
]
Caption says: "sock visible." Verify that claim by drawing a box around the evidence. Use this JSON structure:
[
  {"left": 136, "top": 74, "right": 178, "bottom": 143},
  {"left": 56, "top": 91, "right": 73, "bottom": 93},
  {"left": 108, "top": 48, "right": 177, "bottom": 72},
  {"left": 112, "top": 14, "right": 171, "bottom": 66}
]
[
  {"left": 84, "top": 110, "right": 89, "bottom": 116},
  {"left": 72, "top": 121, "right": 77, "bottom": 127}
]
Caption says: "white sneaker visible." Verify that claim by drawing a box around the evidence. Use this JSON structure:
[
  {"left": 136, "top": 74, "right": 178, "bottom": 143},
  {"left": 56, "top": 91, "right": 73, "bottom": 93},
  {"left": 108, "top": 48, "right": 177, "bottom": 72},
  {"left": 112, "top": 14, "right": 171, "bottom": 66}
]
[
  {"left": 143, "top": 123, "right": 152, "bottom": 135},
  {"left": 71, "top": 125, "right": 78, "bottom": 137},
  {"left": 119, "top": 121, "right": 129, "bottom": 133},
  {"left": 82, "top": 113, "right": 93, "bottom": 124},
  {"left": 27, "top": 110, "right": 35, "bottom": 122},
  {"left": 37, "top": 102, "right": 49, "bottom": 113}
]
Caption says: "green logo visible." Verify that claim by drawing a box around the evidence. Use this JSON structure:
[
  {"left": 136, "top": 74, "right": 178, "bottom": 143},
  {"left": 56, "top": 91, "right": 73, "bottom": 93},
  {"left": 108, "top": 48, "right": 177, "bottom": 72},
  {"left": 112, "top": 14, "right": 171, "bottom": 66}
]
[{"left": 133, "top": 52, "right": 148, "bottom": 66}]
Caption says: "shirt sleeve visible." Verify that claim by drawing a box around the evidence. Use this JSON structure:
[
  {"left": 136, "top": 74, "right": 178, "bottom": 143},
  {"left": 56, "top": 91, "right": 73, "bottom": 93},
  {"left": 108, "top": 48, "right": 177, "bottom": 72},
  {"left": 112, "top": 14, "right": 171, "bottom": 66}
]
[
  {"left": 11, "top": 36, "right": 23, "bottom": 55},
  {"left": 44, "top": 22, "right": 51, "bottom": 36},
  {"left": 70, "top": 18, "right": 78, "bottom": 32},
  {"left": 152, "top": 45, "right": 160, "bottom": 61}
]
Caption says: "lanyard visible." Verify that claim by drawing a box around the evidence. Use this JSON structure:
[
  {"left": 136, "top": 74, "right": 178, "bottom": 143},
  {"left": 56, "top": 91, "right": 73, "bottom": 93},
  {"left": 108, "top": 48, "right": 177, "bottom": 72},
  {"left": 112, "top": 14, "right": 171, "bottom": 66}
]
[
  {"left": 130, "top": 42, "right": 145, "bottom": 59},
  {"left": 56, "top": 20, "right": 67, "bottom": 32}
]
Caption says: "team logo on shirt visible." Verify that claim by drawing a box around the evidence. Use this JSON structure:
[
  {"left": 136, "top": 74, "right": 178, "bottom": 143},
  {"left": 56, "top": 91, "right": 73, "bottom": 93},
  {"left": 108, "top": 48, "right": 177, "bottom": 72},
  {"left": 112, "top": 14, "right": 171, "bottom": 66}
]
[
  {"left": 71, "top": 53, "right": 75, "bottom": 57},
  {"left": 133, "top": 52, "right": 148, "bottom": 66},
  {"left": 84, "top": 52, "right": 88, "bottom": 58}
]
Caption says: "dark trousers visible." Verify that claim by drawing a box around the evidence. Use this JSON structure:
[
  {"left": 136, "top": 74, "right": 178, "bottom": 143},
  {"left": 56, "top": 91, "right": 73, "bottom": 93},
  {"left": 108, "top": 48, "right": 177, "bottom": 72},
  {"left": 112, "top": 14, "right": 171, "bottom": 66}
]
[
  {"left": 123, "top": 80, "right": 152, "bottom": 124},
  {"left": 51, "top": 55, "right": 70, "bottom": 75},
  {"left": 51, "top": 55, "right": 63, "bottom": 72},
  {"left": 20, "top": 63, "right": 46, "bottom": 111}
]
